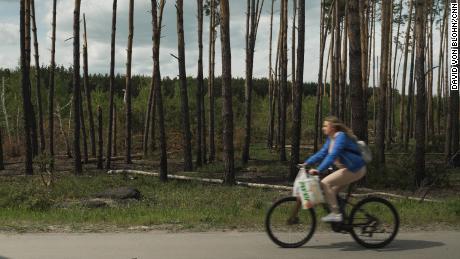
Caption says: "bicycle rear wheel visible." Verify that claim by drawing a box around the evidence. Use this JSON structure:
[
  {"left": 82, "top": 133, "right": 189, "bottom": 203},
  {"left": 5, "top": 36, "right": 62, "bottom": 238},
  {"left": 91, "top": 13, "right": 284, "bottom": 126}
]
[
  {"left": 265, "top": 196, "right": 316, "bottom": 248},
  {"left": 349, "top": 196, "right": 399, "bottom": 248}
]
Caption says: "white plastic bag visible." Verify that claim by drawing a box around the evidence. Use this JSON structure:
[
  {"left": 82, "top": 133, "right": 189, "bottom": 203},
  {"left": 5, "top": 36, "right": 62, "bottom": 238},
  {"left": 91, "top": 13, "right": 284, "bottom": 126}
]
[{"left": 293, "top": 168, "right": 325, "bottom": 209}]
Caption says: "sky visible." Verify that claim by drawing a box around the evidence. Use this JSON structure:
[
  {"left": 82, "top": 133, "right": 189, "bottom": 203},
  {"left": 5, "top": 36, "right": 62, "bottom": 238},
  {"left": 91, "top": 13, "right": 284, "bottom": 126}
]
[{"left": 0, "top": 0, "right": 447, "bottom": 93}]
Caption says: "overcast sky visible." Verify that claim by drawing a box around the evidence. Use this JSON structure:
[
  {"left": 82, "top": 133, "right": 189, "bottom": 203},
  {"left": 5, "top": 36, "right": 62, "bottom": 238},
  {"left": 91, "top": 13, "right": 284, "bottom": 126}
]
[{"left": 0, "top": 0, "right": 446, "bottom": 91}]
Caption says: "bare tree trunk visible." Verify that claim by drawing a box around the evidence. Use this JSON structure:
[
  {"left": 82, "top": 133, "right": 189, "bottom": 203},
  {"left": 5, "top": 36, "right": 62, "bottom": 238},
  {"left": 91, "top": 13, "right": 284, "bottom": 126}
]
[
  {"left": 0, "top": 128, "right": 3, "bottom": 170},
  {"left": 267, "top": 0, "right": 275, "bottom": 149},
  {"left": 427, "top": 0, "right": 435, "bottom": 147},
  {"left": 405, "top": 26, "right": 416, "bottom": 151},
  {"left": 176, "top": 0, "right": 193, "bottom": 171},
  {"left": 80, "top": 88, "right": 88, "bottom": 163},
  {"left": 30, "top": 0, "right": 45, "bottom": 154},
  {"left": 208, "top": 0, "right": 216, "bottom": 162},
  {"left": 328, "top": 5, "right": 334, "bottom": 116},
  {"left": 386, "top": 0, "right": 394, "bottom": 148},
  {"left": 196, "top": 0, "right": 204, "bottom": 167},
  {"left": 143, "top": 75, "right": 154, "bottom": 156},
  {"left": 113, "top": 104, "right": 117, "bottom": 156},
  {"left": 72, "top": 0, "right": 82, "bottom": 175},
  {"left": 220, "top": 0, "right": 235, "bottom": 185},
  {"left": 444, "top": 1, "right": 451, "bottom": 160},
  {"left": 340, "top": 1, "right": 348, "bottom": 123},
  {"left": 289, "top": 0, "right": 304, "bottom": 181},
  {"left": 125, "top": 0, "right": 134, "bottom": 164},
  {"left": 359, "top": 0, "right": 369, "bottom": 142},
  {"left": 82, "top": 14, "right": 96, "bottom": 157},
  {"left": 243, "top": 0, "right": 252, "bottom": 163},
  {"left": 399, "top": 0, "right": 413, "bottom": 142},
  {"left": 331, "top": 0, "right": 340, "bottom": 116},
  {"left": 97, "top": 106, "right": 103, "bottom": 169},
  {"left": 1, "top": 78, "right": 11, "bottom": 142},
  {"left": 291, "top": 0, "right": 296, "bottom": 106},
  {"left": 414, "top": 0, "right": 426, "bottom": 187},
  {"left": 25, "top": 0, "right": 38, "bottom": 158},
  {"left": 391, "top": 0, "right": 403, "bottom": 126},
  {"left": 274, "top": 28, "right": 281, "bottom": 147},
  {"left": 436, "top": 1, "right": 447, "bottom": 138},
  {"left": 151, "top": 0, "right": 168, "bottom": 181},
  {"left": 149, "top": 86, "right": 157, "bottom": 152},
  {"left": 106, "top": 0, "right": 117, "bottom": 169},
  {"left": 48, "top": 0, "right": 57, "bottom": 158},
  {"left": 56, "top": 102, "right": 71, "bottom": 158},
  {"left": 438, "top": 0, "right": 448, "bottom": 138},
  {"left": 349, "top": 0, "right": 365, "bottom": 140},
  {"left": 243, "top": 0, "right": 264, "bottom": 164},
  {"left": 377, "top": 0, "right": 391, "bottom": 165},
  {"left": 315, "top": 0, "right": 327, "bottom": 152},
  {"left": 279, "top": 0, "right": 288, "bottom": 161}
]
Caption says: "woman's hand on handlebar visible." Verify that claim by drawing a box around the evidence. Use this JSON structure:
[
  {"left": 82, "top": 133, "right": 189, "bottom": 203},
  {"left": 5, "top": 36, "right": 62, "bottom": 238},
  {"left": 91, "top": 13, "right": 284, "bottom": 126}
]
[
  {"left": 308, "top": 169, "right": 319, "bottom": 175},
  {"left": 297, "top": 162, "right": 308, "bottom": 168}
]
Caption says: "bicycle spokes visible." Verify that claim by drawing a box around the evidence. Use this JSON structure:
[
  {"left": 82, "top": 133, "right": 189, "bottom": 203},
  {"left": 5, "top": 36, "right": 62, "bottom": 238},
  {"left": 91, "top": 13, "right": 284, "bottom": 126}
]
[{"left": 350, "top": 197, "right": 399, "bottom": 248}]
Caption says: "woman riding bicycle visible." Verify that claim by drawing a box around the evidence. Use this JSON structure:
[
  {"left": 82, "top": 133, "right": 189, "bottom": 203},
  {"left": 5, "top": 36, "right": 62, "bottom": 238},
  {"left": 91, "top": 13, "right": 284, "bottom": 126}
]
[{"left": 302, "top": 116, "right": 366, "bottom": 222}]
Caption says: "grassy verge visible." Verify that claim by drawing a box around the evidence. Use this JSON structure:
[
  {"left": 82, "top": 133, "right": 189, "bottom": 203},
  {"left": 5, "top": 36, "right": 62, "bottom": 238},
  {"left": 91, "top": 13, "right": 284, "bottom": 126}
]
[{"left": 0, "top": 173, "right": 459, "bottom": 233}]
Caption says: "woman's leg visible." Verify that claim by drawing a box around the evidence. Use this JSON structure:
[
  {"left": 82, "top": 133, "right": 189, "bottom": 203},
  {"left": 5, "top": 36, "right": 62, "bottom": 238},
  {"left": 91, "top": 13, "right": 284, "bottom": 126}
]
[{"left": 321, "top": 167, "right": 366, "bottom": 214}]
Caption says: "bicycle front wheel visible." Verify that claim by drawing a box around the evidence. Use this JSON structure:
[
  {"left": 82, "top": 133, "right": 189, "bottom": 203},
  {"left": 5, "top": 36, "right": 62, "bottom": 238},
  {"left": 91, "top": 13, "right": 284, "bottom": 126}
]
[
  {"left": 349, "top": 196, "right": 399, "bottom": 248},
  {"left": 265, "top": 196, "right": 316, "bottom": 248}
]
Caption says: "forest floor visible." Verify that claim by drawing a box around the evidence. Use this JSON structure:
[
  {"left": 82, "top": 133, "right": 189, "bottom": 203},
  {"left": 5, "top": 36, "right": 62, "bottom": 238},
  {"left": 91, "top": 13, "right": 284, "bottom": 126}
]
[{"left": 1, "top": 143, "right": 459, "bottom": 233}]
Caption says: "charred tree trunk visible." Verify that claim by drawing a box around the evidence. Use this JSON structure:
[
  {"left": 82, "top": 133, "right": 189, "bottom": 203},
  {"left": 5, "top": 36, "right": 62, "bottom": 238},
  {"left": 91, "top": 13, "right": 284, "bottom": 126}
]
[
  {"left": 267, "top": 0, "right": 275, "bottom": 149},
  {"left": 279, "top": 0, "right": 288, "bottom": 162},
  {"left": 113, "top": 104, "right": 117, "bottom": 156},
  {"left": 196, "top": 0, "right": 204, "bottom": 167},
  {"left": 152, "top": 0, "right": 168, "bottom": 181},
  {"left": 437, "top": 0, "right": 448, "bottom": 137},
  {"left": 82, "top": 14, "right": 96, "bottom": 157},
  {"left": 340, "top": 2, "right": 348, "bottom": 123},
  {"left": 359, "top": 0, "right": 369, "bottom": 142},
  {"left": 25, "top": 0, "right": 38, "bottom": 157},
  {"left": 399, "top": 0, "right": 413, "bottom": 142},
  {"left": 208, "top": 0, "right": 216, "bottom": 162},
  {"left": 243, "top": 0, "right": 264, "bottom": 164},
  {"left": 80, "top": 88, "right": 88, "bottom": 164},
  {"left": 377, "top": 0, "right": 391, "bottom": 165},
  {"left": 405, "top": 25, "right": 416, "bottom": 151},
  {"left": 414, "top": 0, "right": 426, "bottom": 187},
  {"left": 176, "top": 0, "right": 193, "bottom": 171},
  {"left": 291, "top": 0, "right": 296, "bottom": 105},
  {"left": 125, "top": 0, "right": 134, "bottom": 164},
  {"left": 97, "top": 106, "right": 103, "bottom": 169},
  {"left": 72, "top": 0, "right": 82, "bottom": 175},
  {"left": 220, "top": 0, "right": 235, "bottom": 185},
  {"left": 289, "top": 0, "right": 304, "bottom": 181},
  {"left": 143, "top": 75, "right": 155, "bottom": 156},
  {"left": 30, "top": 0, "right": 45, "bottom": 154},
  {"left": 48, "top": 0, "right": 57, "bottom": 158},
  {"left": 386, "top": 0, "right": 394, "bottom": 148},
  {"left": 106, "top": 0, "right": 117, "bottom": 169},
  {"left": 349, "top": 0, "right": 365, "bottom": 140},
  {"left": 314, "top": 0, "right": 327, "bottom": 152},
  {"left": 0, "top": 128, "right": 3, "bottom": 170}
]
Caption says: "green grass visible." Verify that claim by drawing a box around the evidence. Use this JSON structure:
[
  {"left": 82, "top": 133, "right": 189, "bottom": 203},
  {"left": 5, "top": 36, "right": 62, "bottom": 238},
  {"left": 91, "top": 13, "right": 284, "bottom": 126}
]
[{"left": 0, "top": 173, "right": 459, "bottom": 233}]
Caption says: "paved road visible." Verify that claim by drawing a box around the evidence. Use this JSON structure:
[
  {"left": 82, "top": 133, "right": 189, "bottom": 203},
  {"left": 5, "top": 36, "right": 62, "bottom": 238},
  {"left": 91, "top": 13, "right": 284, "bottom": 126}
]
[{"left": 0, "top": 231, "right": 458, "bottom": 259}]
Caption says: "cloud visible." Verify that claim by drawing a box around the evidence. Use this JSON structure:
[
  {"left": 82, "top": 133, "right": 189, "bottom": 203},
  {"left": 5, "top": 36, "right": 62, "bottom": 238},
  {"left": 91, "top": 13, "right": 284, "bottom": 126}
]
[{"left": 0, "top": 22, "right": 19, "bottom": 45}]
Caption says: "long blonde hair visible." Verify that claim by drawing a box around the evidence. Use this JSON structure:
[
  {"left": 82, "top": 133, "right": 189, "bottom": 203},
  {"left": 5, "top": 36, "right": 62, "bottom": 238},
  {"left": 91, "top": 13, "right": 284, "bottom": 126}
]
[{"left": 324, "top": 116, "right": 358, "bottom": 141}]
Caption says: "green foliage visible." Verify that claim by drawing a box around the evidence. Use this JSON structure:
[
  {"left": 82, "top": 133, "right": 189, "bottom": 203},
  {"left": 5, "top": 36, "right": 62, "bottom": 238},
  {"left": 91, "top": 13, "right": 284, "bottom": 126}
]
[{"left": 0, "top": 174, "right": 458, "bottom": 232}]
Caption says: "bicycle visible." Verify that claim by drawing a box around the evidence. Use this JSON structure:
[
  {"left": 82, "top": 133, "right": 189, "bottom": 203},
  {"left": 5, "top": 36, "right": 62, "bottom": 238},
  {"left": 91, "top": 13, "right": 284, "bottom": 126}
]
[{"left": 265, "top": 164, "right": 399, "bottom": 249}]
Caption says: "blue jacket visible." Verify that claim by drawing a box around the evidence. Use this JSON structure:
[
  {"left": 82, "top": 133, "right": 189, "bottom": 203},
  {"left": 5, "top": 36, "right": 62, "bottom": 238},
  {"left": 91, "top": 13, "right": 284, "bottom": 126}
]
[{"left": 305, "top": 132, "right": 366, "bottom": 173}]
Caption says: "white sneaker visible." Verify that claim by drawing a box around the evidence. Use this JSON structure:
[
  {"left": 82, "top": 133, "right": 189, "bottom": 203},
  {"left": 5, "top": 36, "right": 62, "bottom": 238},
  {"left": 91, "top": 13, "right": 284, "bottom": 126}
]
[{"left": 321, "top": 213, "right": 343, "bottom": 222}]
